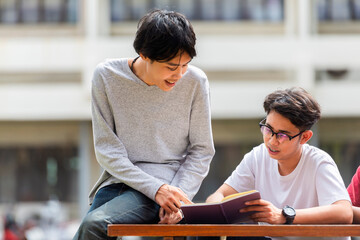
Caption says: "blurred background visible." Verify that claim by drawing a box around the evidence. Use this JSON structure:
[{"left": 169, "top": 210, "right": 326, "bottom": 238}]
[{"left": 1, "top": 0, "right": 360, "bottom": 239}]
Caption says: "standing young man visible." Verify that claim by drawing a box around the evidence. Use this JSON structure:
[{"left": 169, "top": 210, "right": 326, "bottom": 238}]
[
  {"left": 205, "top": 87, "right": 352, "bottom": 240},
  {"left": 73, "top": 9, "right": 215, "bottom": 240}
]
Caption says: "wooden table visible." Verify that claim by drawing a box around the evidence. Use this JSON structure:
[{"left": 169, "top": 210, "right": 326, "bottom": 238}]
[{"left": 108, "top": 224, "right": 360, "bottom": 239}]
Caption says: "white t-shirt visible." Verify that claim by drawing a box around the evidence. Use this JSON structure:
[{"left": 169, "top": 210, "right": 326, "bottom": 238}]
[{"left": 225, "top": 143, "right": 351, "bottom": 240}]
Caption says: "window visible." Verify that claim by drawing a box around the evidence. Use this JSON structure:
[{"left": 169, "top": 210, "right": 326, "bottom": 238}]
[
  {"left": 110, "top": 0, "right": 285, "bottom": 35},
  {"left": 110, "top": 0, "right": 284, "bottom": 22},
  {"left": 316, "top": 0, "right": 360, "bottom": 34},
  {"left": 0, "top": 146, "right": 79, "bottom": 203},
  {"left": 0, "top": 0, "right": 78, "bottom": 24}
]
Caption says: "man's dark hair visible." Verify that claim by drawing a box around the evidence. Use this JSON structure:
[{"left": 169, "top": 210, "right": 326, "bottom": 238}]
[
  {"left": 133, "top": 9, "right": 196, "bottom": 62},
  {"left": 263, "top": 87, "right": 321, "bottom": 130}
]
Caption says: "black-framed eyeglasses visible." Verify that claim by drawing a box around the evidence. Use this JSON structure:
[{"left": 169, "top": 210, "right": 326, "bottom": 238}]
[{"left": 259, "top": 118, "right": 305, "bottom": 143}]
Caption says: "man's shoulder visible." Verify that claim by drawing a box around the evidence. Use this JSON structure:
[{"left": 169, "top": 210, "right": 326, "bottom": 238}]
[
  {"left": 95, "top": 58, "right": 126, "bottom": 73},
  {"left": 93, "top": 58, "right": 131, "bottom": 84},
  {"left": 303, "top": 144, "right": 329, "bottom": 157},
  {"left": 243, "top": 144, "right": 269, "bottom": 163},
  {"left": 302, "top": 144, "right": 335, "bottom": 165},
  {"left": 185, "top": 65, "right": 208, "bottom": 83},
  {"left": 253, "top": 143, "right": 268, "bottom": 155}
]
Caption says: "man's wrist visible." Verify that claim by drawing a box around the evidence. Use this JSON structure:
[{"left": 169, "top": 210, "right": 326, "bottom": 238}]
[{"left": 282, "top": 205, "right": 296, "bottom": 224}]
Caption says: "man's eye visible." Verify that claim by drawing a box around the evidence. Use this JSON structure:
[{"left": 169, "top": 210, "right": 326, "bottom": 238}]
[
  {"left": 264, "top": 127, "right": 272, "bottom": 134},
  {"left": 278, "top": 133, "right": 289, "bottom": 139},
  {"left": 168, "top": 67, "right": 177, "bottom": 71}
]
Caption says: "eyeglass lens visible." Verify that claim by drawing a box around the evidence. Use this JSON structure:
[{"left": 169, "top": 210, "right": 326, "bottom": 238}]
[{"left": 260, "top": 125, "right": 289, "bottom": 142}]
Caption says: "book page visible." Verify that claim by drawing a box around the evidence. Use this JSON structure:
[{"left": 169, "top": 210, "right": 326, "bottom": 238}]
[{"left": 221, "top": 190, "right": 257, "bottom": 202}]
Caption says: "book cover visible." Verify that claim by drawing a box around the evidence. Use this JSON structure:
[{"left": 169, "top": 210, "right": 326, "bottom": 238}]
[{"left": 180, "top": 190, "right": 261, "bottom": 224}]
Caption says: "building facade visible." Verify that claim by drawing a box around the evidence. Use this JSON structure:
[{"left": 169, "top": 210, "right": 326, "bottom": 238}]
[{"left": 1, "top": 1, "right": 360, "bottom": 238}]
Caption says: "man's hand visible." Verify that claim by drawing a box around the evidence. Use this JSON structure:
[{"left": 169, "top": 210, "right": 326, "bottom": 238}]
[
  {"left": 155, "top": 184, "right": 192, "bottom": 214},
  {"left": 158, "top": 207, "right": 183, "bottom": 224},
  {"left": 240, "top": 199, "right": 285, "bottom": 224}
]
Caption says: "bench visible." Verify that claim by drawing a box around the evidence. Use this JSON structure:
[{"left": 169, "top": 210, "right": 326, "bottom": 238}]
[{"left": 107, "top": 224, "right": 360, "bottom": 239}]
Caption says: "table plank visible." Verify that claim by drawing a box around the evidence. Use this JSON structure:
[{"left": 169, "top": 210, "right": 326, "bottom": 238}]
[{"left": 108, "top": 224, "right": 360, "bottom": 237}]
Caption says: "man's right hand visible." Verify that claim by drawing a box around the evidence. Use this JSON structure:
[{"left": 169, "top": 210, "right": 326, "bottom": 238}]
[{"left": 155, "top": 184, "right": 192, "bottom": 214}]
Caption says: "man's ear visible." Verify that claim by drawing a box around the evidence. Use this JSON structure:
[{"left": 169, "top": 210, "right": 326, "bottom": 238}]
[
  {"left": 139, "top": 53, "right": 150, "bottom": 62},
  {"left": 300, "top": 130, "right": 313, "bottom": 144}
]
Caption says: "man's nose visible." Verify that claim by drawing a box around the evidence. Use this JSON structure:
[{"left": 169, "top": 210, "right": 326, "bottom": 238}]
[
  {"left": 268, "top": 133, "right": 280, "bottom": 145},
  {"left": 172, "top": 67, "right": 185, "bottom": 79}
]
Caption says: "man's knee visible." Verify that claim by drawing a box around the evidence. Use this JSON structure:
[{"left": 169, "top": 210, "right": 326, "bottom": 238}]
[{"left": 82, "top": 210, "right": 108, "bottom": 232}]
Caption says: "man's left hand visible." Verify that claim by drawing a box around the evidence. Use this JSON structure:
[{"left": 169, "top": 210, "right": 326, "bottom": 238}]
[
  {"left": 240, "top": 199, "right": 285, "bottom": 224},
  {"left": 158, "top": 207, "right": 183, "bottom": 224}
]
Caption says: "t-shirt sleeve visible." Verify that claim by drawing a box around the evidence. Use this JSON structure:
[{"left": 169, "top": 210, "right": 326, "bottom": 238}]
[
  {"left": 224, "top": 150, "right": 256, "bottom": 193},
  {"left": 316, "top": 160, "right": 351, "bottom": 206},
  {"left": 347, "top": 166, "right": 360, "bottom": 207}
]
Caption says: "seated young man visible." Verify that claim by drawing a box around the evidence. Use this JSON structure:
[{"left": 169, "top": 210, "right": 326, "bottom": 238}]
[
  {"left": 73, "top": 9, "right": 215, "bottom": 240},
  {"left": 205, "top": 87, "right": 352, "bottom": 240},
  {"left": 347, "top": 166, "right": 360, "bottom": 223}
]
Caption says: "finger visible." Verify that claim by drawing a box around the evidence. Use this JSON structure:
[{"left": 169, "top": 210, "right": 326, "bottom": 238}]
[
  {"left": 158, "top": 210, "right": 168, "bottom": 224},
  {"left": 162, "top": 204, "right": 174, "bottom": 214},
  {"left": 168, "top": 186, "right": 193, "bottom": 205},
  {"left": 171, "top": 203, "right": 180, "bottom": 212},
  {"left": 180, "top": 195, "right": 192, "bottom": 204},
  {"left": 159, "top": 208, "right": 165, "bottom": 218},
  {"left": 245, "top": 199, "right": 268, "bottom": 206},
  {"left": 177, "top": 187, "right": 189, "bottom": 197},
  {"left": 158, "top": 217, "right": 169, "bottom": 224},
  {"left": 171, "top": 187, "right": 190, "bottom": 200},
  {"left": 164, "top": 201, "right": 180, "bottom": 213},
  {"left": 171, "top": 198, "right": 182, "bottom": 209},
  {"left": 163, "top": 212, "right": 182, "bottom": 225},
  {"left": 245, "top": 200, "right": 262, "bottom": 206},
  {"left": 175, "top": 192, "right": 191, "bottom": 204},
  {"left": 164, "top": 187, "right": 184, "bottom": 207},
  {"left": 240, "top": 205, "right": 264, "bottom": 213},
  {"left": 160, "top": 199, "right": 181, "bottom": 213},
  {"left": 176, "top": 211, "right": 183, "bottom": 222},
  {"left": 250, "top": 211, "right": 270, "bottom": 220},
  {"left": 158, "top": 216, "right": 166, "bottom": 224},
  {"left": 168, "top": 214, "right": 181, "bottom": 224}
]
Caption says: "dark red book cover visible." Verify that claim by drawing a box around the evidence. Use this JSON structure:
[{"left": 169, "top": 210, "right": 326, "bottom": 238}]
[{"left": 180, "top": 190, "right": 261, "bottom": 224}]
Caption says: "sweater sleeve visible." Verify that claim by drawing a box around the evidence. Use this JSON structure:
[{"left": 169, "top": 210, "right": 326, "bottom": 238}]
[
  {"left": 348, "top": 166, "right": 360, "bottom": 207},
  {"left": 91, "top": 65, "right": 165, "bottom": 201},
  {"left": 170, "top": 75, "right": 215, "bottom": 200}
]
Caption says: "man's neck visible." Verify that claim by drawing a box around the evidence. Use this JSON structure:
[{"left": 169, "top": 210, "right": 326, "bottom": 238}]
[
  {"left": 128, "top": 57, "right": 152, "bottom": 86},
  {"left": 277, "top": 149, "right": 303, "bottom": 176}
]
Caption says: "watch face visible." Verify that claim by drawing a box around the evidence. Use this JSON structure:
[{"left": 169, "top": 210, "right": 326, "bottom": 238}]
[{"left": 284, "top": 206, "right": 296, "bottom": 216}]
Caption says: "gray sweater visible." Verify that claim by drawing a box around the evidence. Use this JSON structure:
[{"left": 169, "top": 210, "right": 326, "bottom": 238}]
[{"left": 89, "top": 58, "right": 215, "bottom": 203}]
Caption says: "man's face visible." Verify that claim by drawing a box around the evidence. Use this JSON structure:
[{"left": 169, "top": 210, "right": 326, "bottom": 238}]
[
  {"left": 144, "top": 52, "right": 192, "bottom": 91},
  {"left": 262, "top": 110, "right": 306, "bottom": 164}
]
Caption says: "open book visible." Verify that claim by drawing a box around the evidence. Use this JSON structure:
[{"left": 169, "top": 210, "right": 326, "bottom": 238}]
[{"left": 180, "top": 190, "right": 261, "bottom": 224}]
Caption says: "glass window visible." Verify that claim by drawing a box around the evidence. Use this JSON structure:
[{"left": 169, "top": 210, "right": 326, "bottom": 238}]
[
  {"left": 0, "top": 146, "right": 78, "bottom": 203},
  {"left": 110, "top": 0, "right": 284, "bottom": 22},
  {"left": 317, "top": 0, "right": 360, "bottom": 21},
  {"left": 0, "top": 0, "right": 78, "bottom": 24}
]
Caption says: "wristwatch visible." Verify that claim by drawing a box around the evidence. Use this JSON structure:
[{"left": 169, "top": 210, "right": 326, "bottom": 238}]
[{"left": 282, "top": 205, "right": 296, "bottom": 224}]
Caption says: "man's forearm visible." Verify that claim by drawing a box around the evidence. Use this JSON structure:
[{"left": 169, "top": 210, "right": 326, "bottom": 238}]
[
  {"left": 206, "top": 192, "right": 224, "bottom": 203},
  {"left": 352, "top": 206, "right": 360, "bottom": 223}
]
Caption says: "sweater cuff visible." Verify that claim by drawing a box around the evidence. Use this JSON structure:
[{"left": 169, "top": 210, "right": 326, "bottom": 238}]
[{"left": 144, "top": 180, "right": 165, "bottom": 202}]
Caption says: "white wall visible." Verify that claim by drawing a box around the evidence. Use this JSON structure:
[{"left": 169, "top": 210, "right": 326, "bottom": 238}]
[{"left": 1, "top": 0, "right": 360, "bottom": 121}]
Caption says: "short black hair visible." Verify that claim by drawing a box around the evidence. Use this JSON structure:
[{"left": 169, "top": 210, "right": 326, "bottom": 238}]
[
  {"left": 263, "top": 87, "right": 321, "bottom": 130},
  {"left": 133, "top": 9, "right": 196, "bottom": 62}
]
